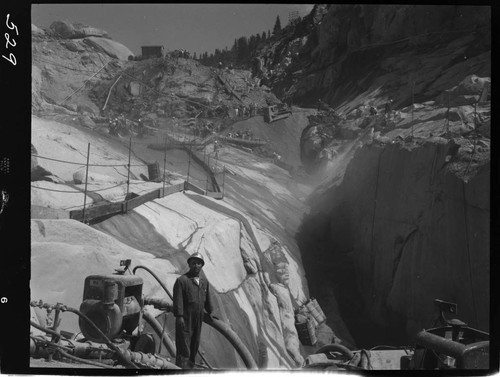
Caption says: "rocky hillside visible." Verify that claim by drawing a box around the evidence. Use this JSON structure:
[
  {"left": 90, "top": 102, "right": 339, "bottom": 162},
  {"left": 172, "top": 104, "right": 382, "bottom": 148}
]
[
  {"left": 30, "top": 20, "right": 333, "bottom": 369},
  {"left": 256, "top": 5, "right": 490, "bottom": 111}
]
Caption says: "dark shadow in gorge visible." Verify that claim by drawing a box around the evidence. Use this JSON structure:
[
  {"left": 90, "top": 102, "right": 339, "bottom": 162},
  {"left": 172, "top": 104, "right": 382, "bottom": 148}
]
[{"left": 296, "top": 210, "right": 408, "bottom": 350}]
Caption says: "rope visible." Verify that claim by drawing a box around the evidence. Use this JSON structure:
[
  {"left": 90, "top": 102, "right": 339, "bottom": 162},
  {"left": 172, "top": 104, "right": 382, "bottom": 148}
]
[
  {"left": 59, "top": 61, "right": 110, "bottom": 105},
  {"left": 86, "top": 182, "right": 126, "bottom": 193},
  {"left": 31, "top": 182, "right": 125, "bottom": 194},
  {"left": 31, "top": 185, "right": 84, "bottom": 194},
  {"left": 32, "top": 154, "right": 144, "bottom": 167}
]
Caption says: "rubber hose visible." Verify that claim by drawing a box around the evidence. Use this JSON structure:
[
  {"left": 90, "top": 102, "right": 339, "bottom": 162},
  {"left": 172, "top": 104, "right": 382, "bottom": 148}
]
[
  {"left": 57, "top": 348, "right": 115, "bottom": 369},
  {"left": 315, "top": 344, "right": 354, "bottom": 360},
  {"left": 135, "top": 266, "right": 248, "bottom": 369},
  {"left": 64, "top": 307, "right": 139, "bottom": 369},
  {"left": 133, "top": 265, "right": 173, "bottom": 301},
  {"left": 142, "top": 310, "right": 177, "bottom": 358},
  {"left": 203, "top": 314, "right": 257, "bottom": 369},
  {"left": 30, "top": 336, "right": 114, "bottom": 369},
  {"left": 360, "top": 350, "right": 372, "bottom": 370},
  {"left": 30, "top": 335, "right": 72, "bottom": 353},
  {"left": 30, "top": 320, "right": 61, "bottom": 340}
]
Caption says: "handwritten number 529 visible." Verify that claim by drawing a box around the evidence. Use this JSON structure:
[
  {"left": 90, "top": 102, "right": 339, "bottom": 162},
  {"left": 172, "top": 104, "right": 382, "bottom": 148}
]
[{"left": 2, "top": 14, "right": 18, "bottom": 66}]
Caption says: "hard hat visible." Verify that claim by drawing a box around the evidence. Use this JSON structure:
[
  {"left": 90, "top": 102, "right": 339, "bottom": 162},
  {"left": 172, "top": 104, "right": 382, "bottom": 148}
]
[{"left": 187, "top": 252, "right": 205, "bottom": 266}]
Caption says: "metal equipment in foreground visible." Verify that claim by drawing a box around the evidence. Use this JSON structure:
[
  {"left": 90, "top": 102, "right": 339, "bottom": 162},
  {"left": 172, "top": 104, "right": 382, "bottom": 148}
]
[
  {"left": 302, "top": 299, "right": 489, "bottom": 371},
  {"left": 263, "top": 103, "right": 292, "bottom": 123},
  {"left": 30, "top": 260, "right": 257, "bottom": 370}
]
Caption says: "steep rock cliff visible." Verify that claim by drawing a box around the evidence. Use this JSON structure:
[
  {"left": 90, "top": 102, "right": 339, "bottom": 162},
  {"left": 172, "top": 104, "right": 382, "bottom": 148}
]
[
  {"left": 257, "top": 5, "right": 490, "bottom": 111},
  {"left": 297, "top": 139, "right": 489, "bottom": 347}
]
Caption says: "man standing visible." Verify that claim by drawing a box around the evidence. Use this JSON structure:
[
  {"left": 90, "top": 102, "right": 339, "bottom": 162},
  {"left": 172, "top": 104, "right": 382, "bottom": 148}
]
[{"left": 173, "top": 253, "right": 214, "bottom": 369}]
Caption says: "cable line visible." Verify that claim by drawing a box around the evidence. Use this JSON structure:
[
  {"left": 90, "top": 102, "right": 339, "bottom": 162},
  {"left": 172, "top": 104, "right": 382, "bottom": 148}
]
[{"left": 32, "top": 154, "right": 144, "bottom": 167}]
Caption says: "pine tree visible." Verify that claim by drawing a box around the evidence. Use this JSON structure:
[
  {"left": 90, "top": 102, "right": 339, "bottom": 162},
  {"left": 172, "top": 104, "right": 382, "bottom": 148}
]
[
  {"left": 273, "top": 15, "right": 282, "bottom": 35},
  {"left": 237, "top": 36, "right": 249, "bottom": 61}
]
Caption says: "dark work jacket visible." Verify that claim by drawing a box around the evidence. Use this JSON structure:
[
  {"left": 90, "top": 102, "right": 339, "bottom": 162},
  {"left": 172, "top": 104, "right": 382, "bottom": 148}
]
[{"left": 173, "top": 273, "right": 213, "bottom": 318}]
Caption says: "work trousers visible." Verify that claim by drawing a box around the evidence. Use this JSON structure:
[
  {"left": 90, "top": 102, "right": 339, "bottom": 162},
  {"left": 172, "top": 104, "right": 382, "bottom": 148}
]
[{"left": 175, "top": 311, "right": 203, "bottom": 368}]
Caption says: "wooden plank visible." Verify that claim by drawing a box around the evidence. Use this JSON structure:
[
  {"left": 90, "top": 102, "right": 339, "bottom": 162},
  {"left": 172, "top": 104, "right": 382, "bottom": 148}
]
[
  {"left": 71, "top": 202, "right": 123, "bottom": 222},
  {"left": 162, "top": 183, "right": 185, "bottom": 197},
  {"left": 206, "top": 192, "right": 224, "bottom": 200},
  {"left": 125, "top": 189, "right": 161, "bottom": 212},
  {"left": 69, "top": 209, "right": 83, "bottom": 221},
  {"left": 186, "top": 182, "right": 205, "bottom": 195}
]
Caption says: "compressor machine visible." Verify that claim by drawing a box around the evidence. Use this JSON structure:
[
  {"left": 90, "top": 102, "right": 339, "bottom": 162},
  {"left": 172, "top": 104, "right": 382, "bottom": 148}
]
[
  {"left": 30, "top": 260, "right": 179, "bottom": 369},
  {"left": 30, "top": 260, "right": 257, "bottom": 370}
]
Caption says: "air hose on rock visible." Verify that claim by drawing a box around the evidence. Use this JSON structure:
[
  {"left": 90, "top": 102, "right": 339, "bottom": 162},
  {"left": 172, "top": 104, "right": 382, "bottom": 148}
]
[
  {"left": 142, "top": 310, "right": 177, "bottom": 357},
  {"left": 135, "top": 263, "right": 258, "bottom": 370}
]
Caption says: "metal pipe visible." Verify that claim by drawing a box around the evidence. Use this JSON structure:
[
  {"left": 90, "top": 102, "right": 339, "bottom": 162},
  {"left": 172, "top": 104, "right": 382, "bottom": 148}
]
[
  {"left": 142, "top": 310, "right": 176, "bottom": 358},
  {"left": 102, "top": 75, "right": 122, "bottom": 110},
  {"left": 186, "top": 139, "right": 192, "bottom": 185},
  {"left": 82, "top": 143, "right": 90, "bottom": 223},
  {"left": 415, "top": 330, "right": 466, "bottom": 359},
  {"left": 126, "top": 137, "right": 132, "bottom": 200},
  {"left": 162, "top": 136, "right": 167, "bottom": 197}
]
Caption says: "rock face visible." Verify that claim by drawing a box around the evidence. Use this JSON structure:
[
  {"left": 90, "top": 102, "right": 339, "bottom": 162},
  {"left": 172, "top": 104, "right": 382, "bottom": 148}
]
[
  {"left": 31, "top": 24, "right": 45, "bottom": 37},
  {"left": 297, "top": 140, "right": 489, "bottom": 347},
  {"left": 254, "top": 5, "right": 490, "bottom": 112},
  {"left": 49, "top": 20, "right": 109, "bottom": 39},
  {"left": 83, "top": 37, "right": 134, "bottom": 61}
]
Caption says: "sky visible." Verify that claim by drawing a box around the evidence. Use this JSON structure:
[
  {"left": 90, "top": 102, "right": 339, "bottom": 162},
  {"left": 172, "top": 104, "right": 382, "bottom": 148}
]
[{"left": 31, "top": 4, "right": 315, "bottom": 57}]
